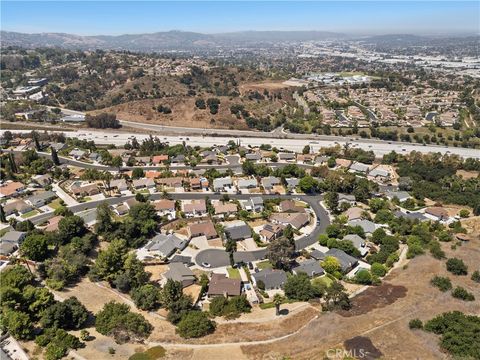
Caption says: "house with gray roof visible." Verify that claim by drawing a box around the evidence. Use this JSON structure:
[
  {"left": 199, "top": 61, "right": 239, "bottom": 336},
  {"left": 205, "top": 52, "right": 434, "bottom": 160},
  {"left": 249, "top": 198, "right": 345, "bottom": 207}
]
[
  {"left": 385, "top": 191, "right": 411, "bottom": 202},
  {"left": 213, "top": 177, "right": 233, "bottom": 192},
  {"left": 252, "top": 269, "right": 287, "bottom": 290},
  {"left": 285, "top": 178, "right": 300, "bottom": 191},
  {"left": 349, "top": 162, "right": 370, "bottom": 174},
  {"left": 343, "top": 234, "right": 368, "bottom": 256},
  {"left": 348, "top": 219, "right": 376, "bottom": 235},
  {"left": 1, "top": 231, "right": 26, "bottom": 244},
  {"left": 262, "top": 176, "right": 281, "bottom": 191},
  {"left": 292, "top": 259, "right": 325, "bottom": 277},
  {"left": 245, "top": 152, "right": 261, "bottom": 161},
  {"left": 163, "top": 263, "right": 196, "bottom": 287},
  {"left": 310, "top": 249, "right": 327, "bottom": 261},
  {"left": 143, "top": 233, "right": 187, "bottom": 259},
  {"left": 237, "top": 178, "right": 258, "bottom": 189},
  {"left": 369, "top": 167, "right": 390, "bottom": 179},
  {"left": 25, "top": 191, "right": 56, "bottom": 208},
  {"left": 278, "top": 152, "right": 296, "bottom": 161},
  {"left": 338, "top": 193, "right": 356, "bottom": 205},
  {"left": 224, "top": 222, "right": 252, "bottom": 241},
  {"left": 69, "top": 149, "right": 86, "bottom": 159},
  {"left": 325, "top": 248, "right": 358, "bottom": 272},
  {"left": 394, "top": 210, "right": 428, "bottom": 222}
]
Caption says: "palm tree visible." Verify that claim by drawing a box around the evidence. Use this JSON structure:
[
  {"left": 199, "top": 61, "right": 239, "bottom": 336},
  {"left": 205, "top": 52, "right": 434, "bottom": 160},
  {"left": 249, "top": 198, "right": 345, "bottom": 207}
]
[{"left": 273, "top": 294, "right": 284, "bottom": 316}]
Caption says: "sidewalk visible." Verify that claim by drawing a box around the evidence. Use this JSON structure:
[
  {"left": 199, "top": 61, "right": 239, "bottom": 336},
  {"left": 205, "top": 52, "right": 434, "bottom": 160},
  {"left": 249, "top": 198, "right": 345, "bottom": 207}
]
[{"left": 52, "top": 182, "right": 78, "bottom": 206}]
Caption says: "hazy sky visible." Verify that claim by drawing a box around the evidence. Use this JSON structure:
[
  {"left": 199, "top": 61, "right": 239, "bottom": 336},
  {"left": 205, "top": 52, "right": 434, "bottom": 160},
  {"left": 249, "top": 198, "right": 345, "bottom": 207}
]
[{"left": 1, "top": 1, "right": 479, "bottom": 36}]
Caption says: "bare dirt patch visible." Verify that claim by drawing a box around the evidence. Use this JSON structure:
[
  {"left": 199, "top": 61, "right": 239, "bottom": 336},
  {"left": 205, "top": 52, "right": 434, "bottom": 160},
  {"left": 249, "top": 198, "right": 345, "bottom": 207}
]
[
  {"left": 338, "top": 283, "right": 408, "bottom": 317},
  {"left": 344, "top": 336, "right": 383, "bottom": 360},
  {"left": 456, "top": 169, "right": 479, "bottom": 179}
]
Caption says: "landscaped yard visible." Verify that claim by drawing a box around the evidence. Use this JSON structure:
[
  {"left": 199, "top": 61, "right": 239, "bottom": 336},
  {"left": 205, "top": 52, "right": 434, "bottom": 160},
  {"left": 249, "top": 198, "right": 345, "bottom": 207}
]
[
  {"left": 47, "top": 198, "right": 63, "bottom": 210},
  {"left": 227, "top": 267, "right": 241, "bottom": 279},
  {"left": 257, "top": 260, "right": 273, "bottom": 270},
  {"left": 21, "top": 210, "right": 40, "bottom": 219}
]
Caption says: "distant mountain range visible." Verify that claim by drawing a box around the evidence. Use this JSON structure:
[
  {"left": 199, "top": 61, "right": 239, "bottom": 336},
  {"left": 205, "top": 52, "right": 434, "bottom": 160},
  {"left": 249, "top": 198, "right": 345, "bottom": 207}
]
[{"left": 0, "top": 30, "right": 345, "bottom": 51}]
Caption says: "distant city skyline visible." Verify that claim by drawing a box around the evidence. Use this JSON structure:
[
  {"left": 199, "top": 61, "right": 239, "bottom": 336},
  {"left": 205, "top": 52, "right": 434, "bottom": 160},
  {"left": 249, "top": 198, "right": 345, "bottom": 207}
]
[{"left": 1, "top": 1, "right": 479, "bottom": 36}]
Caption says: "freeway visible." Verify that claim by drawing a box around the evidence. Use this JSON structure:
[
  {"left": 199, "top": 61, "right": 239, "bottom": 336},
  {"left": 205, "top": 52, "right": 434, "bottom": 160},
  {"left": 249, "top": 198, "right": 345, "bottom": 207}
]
[
  {"left": 2, "top": 128, "right": 479, "bottom": 159},
  {"left": 27, "top": 191, "right": 330, "bottom": 268}
]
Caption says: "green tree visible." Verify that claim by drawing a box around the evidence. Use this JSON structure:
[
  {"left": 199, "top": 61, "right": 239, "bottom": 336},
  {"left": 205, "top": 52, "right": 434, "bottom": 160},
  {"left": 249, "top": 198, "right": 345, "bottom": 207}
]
[
  {"left": 355, "top": 269, "right": 372, "bottom": 284},
  {"left": 321, "top": 256, "right": 341, "bottom": 274},
  {"left": 298, "top": 176, "right": 319, "bottom": 193},
  {"left": 273, "top": 293, "right": 284, "bottom": 316},
  {"left": 131, "top": 284, "right": 161, "bottom": 311},
  {"left": 267, "top": 236, "right": 295, "bottom": 270},
  {"left": 95, "top": 202, "right": 115, "bottom": 235},
  {"left": 40, "top": 297, "right": 89, "bottom": 330},
  {"left": 20, "top": 234, "right": 49, "bottom": 261},
  {"left": 0, "top": 309, "right": 34, "bottom": 340},
  {"left": 176, "top": 311, "right": 216, "bottom": 338},
  {"left": 51, "top": 147, "right": 60, "bottom": 165},
  {"left": 284, "top": 272, "right": 322, "bottom": 301},
  {"left": 225, "top": 236, "right": 237, "bottom": 267},
  {"left": 324, "top": 191, "right": 339, "bottom": 213},
  {"left": 95, "top": 301, "right": 153, "bottom": 343}
]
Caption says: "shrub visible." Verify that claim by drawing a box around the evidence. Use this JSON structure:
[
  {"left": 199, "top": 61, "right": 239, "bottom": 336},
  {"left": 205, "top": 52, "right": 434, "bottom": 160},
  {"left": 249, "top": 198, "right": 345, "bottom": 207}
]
[
  {"left": 451, "top": 286, "right": 475, "bottom": 301},
  {"left": 370, "top": 263, "right": 387, "bottom": 277},
  {"left": 409, "top": 318, "right": 423, "bottom": 329},
  {"left": 424, "top": 311, "right": 480, "bottom": 359},
  {"left": 430, "top": 276, "right": 452, "bottom": 292},
  {"left": 471, "top": 270, "right": 480, "bottom": 283},
  {"left": 446, "top": 258, "right": 468, "bottom": 275},
  {"left": 176, "top": 311, "right": 216, "bottom": 338},
  {"left": 355, "top": 269, "right": 372, "bottom": 285}
]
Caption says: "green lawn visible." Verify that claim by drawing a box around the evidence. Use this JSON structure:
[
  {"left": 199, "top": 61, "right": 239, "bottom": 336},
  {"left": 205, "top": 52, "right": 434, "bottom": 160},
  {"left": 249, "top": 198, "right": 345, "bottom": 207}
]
[
  {"left": 257, "top": 260, "right": 273, "bottom": 270},
  {"left": 21, "top": 210, "right": 40, "bottom": 219},
  {"left": 47, "top": 198, "right": 63, "bottom": 210},
  {"left": 312, "top": 275, "right": 334, "bottom": 288},
  {"left": 227, "top": 267, "right": 241, "bottom": 280}
]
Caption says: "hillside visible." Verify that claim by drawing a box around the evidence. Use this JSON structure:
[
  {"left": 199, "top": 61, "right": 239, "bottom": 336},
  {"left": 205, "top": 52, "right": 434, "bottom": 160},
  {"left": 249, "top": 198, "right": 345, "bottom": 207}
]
[{"left": 0, "top": 30, "right": 344, "bottom": 51}]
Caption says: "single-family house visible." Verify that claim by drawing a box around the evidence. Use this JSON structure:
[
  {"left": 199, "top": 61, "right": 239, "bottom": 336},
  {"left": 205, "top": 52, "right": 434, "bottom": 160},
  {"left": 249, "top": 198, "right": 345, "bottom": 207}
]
[
  {"left": 132, "top": 178, "right": 155, "bottom": 190},
  {"left": 71, "top": 183, "right": 100, "bottom": 197},
  {"left": 278, "top": 152, "right": 296, "bottom": 162},
  {"left": 394, "top": 210, "right": 428, "bottom": 222},
  {"left": 143, "top": 233, "right": 187, "bottom": 258},
  {"left": 213, "top": 202, "right": 238, "bottom": 217},
  {"left": 425, "top": 207, "right": 449, "bottom": 222},
  {"left": 292, "top": 259, "right": 325, "bottom": 277},
  {"left": 285, "top": 178, "right": 300, "bottom": 191},
  {"left": 252, "top": 269, "right": 287, "bottom": 290},
  {"left": 259, "top": 223, "right": 285, "bottom": 242},
  {"left": 343, "top": 234, "right": 368, "bottom": 257},
  {"left": 213, "top": 177, "right": 233, "bottom": 192},
  {"left": 3, "top": 199, "right": 34, "bottom": 216},
  {"left": 224, "top": 222, "right": 252, "bottom": 241},
  {"left": 32, "top": 174, "right": 52, "bottom": 186},
  {"left": 237, "top": 178, "right": 258, "bottom": 189},
  {"left": 163, "top": 263, "right": 196, "bottom": 288},
  {"left": 271, "top": 212, "right": 309, "bottom": 230},
  {"left": 187, "top": 221, "right": 217, "bottom": 239},
  {"left": 110, "top": 179, "right": 129, "bottom": 192},
  {"left": 385, "top": 191, "right": 411, "bottom": 203},
  {"left": 207, "top": 273, "right": 242, "bottom": 298},
  {"left": 245, "top": 152, "right": 261, "bottom": 162},
  {"left": 348, "top": 219, "right": 376, "bottom": 235},
  {"left": 154, "top": 199, "right": 176, "bottom": 220},
  {"left": 25, "top": 191, "right": 57, "bottom": 208},
  {"left": 345, "top": 207, "right": 363, "bottom": 221},
  {"left": 349, "top": 162, "right": 370, "bottom": 175},
  {"left": 151, "top": 155, "right": 169, "bottom": 165},
  {"left": 0, "top": 182, "right": 25, "bottom": 198},
  {"left": 69, "top": 149, "right": 86, "bottom": 159},
  {"left": 279, "top": 200, "right": 305, "bottom": 213},
  {"left": 183, "top": 200, "right": 207, "bottom": 217},
  {"left": 262, "top": 177, "right": 281, "bottom": 191},
  {"left": 338, "top": 193, "right": 356, "bottom": 206},
  {"left": 325, "top": 248, "right": 358, "bottom": 273}
]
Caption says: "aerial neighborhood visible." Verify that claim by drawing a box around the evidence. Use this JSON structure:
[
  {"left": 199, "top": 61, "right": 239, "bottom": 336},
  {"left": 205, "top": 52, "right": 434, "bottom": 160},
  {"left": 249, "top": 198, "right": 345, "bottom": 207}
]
[{"left": 0, "top": 4, "right": 479, "bottom": 358}]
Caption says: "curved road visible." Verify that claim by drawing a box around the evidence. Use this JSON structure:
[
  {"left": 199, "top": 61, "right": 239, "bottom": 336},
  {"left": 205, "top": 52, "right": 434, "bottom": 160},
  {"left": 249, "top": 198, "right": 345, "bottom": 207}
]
[{"left": 27, "top": 189, "right": 330, "bottom": 268}]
